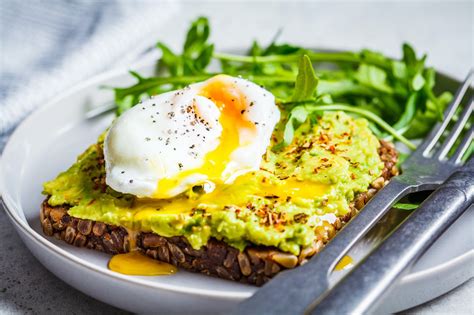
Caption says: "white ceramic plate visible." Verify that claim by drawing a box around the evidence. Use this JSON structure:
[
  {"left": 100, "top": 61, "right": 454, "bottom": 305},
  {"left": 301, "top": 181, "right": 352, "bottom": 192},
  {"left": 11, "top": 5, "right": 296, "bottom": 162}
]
[{"left": 1, "top": 60, "right": 473, "bottom": 314}]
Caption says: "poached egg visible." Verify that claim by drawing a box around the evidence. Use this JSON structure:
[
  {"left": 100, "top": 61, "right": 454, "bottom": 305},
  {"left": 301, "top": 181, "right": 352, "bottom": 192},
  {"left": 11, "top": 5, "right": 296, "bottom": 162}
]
[{"left": 104, "top": 75, "right": 280, "bottom": 198}]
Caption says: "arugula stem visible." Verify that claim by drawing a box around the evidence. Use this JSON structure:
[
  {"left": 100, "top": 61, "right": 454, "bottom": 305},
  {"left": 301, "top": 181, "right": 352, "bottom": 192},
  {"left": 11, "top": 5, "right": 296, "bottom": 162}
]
[
  {"left": 113, "top": 74, "right": 213, "bottom": 95},
  {"left": 214, "top": 52, "right": 301, "bottom": 63},
  {"left": 114, "top": 74, "right": 297, "bottom": 96},
  {"left": 282, "top": 101, "right": 417, "bottom": 150},
  {"left": 213, "top": 51, "right": 389, "bottom": 69}
]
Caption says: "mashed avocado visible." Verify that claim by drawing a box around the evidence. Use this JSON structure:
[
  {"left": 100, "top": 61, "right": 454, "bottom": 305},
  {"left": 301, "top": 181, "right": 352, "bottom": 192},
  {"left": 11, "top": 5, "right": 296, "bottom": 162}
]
[{"left": 43, "top": 111, "right": 383, "bottom": 255}]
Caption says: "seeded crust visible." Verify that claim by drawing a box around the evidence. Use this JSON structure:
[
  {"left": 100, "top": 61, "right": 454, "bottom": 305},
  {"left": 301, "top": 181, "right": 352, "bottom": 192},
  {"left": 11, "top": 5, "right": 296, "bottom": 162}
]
[{"left": 40, "top": 140, "right": 398, "bottom": 286}]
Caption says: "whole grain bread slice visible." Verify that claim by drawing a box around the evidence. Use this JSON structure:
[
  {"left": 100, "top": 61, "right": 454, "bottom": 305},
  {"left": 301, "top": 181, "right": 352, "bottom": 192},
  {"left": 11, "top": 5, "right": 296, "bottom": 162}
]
[{"left": 40, "top": 140, "right": 398, "bottom": 285}]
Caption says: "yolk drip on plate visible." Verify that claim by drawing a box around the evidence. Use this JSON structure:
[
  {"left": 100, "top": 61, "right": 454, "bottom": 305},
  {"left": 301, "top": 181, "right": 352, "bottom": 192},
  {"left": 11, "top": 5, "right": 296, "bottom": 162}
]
[
  {"left": 152, "top": 74, "right": 256, "bottom": 198},
  {"left": 108, "top": 251, "right": 177, "bottom": 276}
]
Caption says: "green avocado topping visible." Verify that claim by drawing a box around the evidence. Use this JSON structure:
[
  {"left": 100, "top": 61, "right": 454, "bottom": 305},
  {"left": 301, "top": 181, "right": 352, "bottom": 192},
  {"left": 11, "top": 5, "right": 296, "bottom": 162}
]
[{"left": 43, "top": 111, "right": 383, "bottom": 255}]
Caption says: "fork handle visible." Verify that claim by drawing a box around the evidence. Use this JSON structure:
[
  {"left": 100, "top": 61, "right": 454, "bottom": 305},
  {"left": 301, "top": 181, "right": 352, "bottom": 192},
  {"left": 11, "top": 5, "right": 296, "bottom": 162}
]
[
  {"left": 309, "top": 167, "right": 474, "bottom": 314},
  {"left": 232, "top": 178, "right": 414, "bottom": 315}
]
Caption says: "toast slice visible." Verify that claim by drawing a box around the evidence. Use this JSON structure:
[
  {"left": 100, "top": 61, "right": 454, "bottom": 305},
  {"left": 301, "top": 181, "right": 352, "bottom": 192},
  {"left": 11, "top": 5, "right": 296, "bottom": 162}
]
[{"left": 40, "top": 140, "right": 398, "bottom": 285}]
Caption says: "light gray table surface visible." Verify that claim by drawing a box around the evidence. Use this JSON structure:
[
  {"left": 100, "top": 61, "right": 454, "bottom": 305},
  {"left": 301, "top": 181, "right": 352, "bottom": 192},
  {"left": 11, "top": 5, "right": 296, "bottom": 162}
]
[{"left": 1, "top": 1, "right": 473, "bottom": 314}]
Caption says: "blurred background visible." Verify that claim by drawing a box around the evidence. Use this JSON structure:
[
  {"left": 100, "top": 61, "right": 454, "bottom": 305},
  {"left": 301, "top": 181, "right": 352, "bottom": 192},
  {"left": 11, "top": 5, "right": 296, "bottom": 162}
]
[{"left": 0, "top": 0, "right": 472, "bottom": 314}]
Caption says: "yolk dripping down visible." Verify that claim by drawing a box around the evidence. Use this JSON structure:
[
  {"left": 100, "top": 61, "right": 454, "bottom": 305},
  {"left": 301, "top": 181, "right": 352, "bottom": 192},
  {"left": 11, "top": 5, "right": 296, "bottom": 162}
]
[{"left": 152, "top": 75, "right": 256, "bottom": 198}]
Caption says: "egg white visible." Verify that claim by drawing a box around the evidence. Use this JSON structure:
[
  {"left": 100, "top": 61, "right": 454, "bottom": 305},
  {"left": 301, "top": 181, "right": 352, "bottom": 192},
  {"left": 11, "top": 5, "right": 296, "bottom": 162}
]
[{"left": 104, "top": 75, "right": 280, "bottom": 198}]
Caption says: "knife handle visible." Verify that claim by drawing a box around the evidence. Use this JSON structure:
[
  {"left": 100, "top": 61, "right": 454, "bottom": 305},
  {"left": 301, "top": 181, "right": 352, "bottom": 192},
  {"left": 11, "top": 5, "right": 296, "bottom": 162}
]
[{"left": 308, "top": 166, "right": 474, "bottom": 315}]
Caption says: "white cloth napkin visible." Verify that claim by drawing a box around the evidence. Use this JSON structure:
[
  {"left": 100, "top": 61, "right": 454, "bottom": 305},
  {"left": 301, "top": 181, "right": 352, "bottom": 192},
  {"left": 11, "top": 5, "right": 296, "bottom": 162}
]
[{"left": 0, "top": 0, "right": 179, "bottom": 150}]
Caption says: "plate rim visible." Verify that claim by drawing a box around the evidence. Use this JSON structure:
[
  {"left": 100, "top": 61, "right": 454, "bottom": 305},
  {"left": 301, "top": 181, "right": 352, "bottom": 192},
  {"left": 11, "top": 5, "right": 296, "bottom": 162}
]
[{"left": 0, "top": 57, "right": 471, "bottom": 301}]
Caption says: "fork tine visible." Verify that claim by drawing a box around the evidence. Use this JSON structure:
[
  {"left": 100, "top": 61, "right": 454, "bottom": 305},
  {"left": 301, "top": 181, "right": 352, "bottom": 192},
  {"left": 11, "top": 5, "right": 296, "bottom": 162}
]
[
  {"left": 451, "top": 124, "right": 473, "bottom": 163},
  {"left": 418, "top": 71, "right": 473, "bottom": 156},
  {"left": 434, "top": 96, "right": 473, "bottom": 160}
]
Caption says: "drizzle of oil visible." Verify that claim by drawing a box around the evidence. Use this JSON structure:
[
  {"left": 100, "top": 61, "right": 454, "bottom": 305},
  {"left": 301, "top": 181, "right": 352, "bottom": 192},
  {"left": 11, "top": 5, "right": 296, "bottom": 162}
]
[
  {"left": 334, "top": 255, "right": 354, "bottom": 271},
  {"left": 108, "top": 251, "right": 177, "bottom": 276}
]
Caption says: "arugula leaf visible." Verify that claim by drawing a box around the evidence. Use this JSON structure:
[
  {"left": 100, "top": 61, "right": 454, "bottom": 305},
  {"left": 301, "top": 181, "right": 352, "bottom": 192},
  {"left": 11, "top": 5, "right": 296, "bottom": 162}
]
[
  {"left": 115, "top": 94, "right": 135, "bottom": 116},
  {"left": 412, "top": 72, "right": 426, "bottom": 91},
  {"left": 403, "top": 91, "right": 452, "bottom": 138},
  {"left": 278, "top": 54, "right": 318, "bottom": 147},
  {"left": 392, "top": 93, "right": 418, "bottom": 132},
  {"left": 279, "top": 103, "right": 417, "bottom": 149},
  {"left": 112, "top": 17, "right": 452, "bottom": 153},
  {"left": 264, "top": 42, "right": 302, "bottom": 56},
  {"left": 292, "top": 55, "right": 318, "bottom": 101},
  {"left": 182, "top": 17, "right": 214, "bottom": 74},
  {"left": 317, "top": 79, "right": 376, "bottom": 97},
  {"left": 359, "top": 49, "right": 390, "bottom": 68},
  {"left": 156, "top": 16, "right": 213, "bottom": 77},
  {"left": 391, "top": 61, "right": 407, "bottom": 80},
  {"left": 393, "top": 203, "right": 419, "bottom": 210},
  {"left": 183, "top": 17, "right": 210, "bottom": 54},
  {"left": 402, "top": 43, "right": 418, "bottom": 69},
  {"left": 114, "top": 17, "right": 214, "bottom": 114},
  {"left": 282, "top": 106, "right": 309, "bottom": 146},
  {"left": 183, "top": 43, "right": 214, "bottom": 74},
  {"left": 156, "top": 42, "right": 181, "bottom": 76},
  {"left": 354, "top": 64, "right": 393, "bottom": 94}
]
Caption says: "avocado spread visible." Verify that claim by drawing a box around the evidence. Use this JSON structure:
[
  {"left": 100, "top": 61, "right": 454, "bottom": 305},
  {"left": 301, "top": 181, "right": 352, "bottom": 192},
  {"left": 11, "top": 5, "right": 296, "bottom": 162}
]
[{"left": 43, "top": 111, "right": 383, "bottom": 255}]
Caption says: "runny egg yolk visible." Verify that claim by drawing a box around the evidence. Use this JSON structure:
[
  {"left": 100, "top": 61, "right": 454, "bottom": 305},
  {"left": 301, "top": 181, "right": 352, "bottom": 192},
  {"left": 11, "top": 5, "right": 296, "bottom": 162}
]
[
  {"left": 133, "top": 173, "right": 329, "bottom": 216},
  {"left": 152, "top": 75, "right": 256, "bottom": 198},
  {"left": 136, "top": 75, "right": 330, "bottom": 217},
  {"left": 252, "top": 177, "right": 329, "bottom": 200}
]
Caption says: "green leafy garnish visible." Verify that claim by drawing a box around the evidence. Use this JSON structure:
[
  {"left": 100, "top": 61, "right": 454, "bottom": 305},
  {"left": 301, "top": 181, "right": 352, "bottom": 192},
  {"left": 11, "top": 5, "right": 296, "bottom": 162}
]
[
  {"left": 157, "top": 17, "right": 214, "bottom": 76},
  {"left": 282, "top": 106, "right": 309, "bottom": 147},
  {"left": 112, "top": 16, "right": 453, "bottom": 150},
  {"left": 292, "top": 55, "right": 318, "bottom": 102},
  {"left": 393, "top": 203, "right": 419, "bottom": 210},
  {"left": 281, "top": 103, "right": 416, "bottom": 150}
]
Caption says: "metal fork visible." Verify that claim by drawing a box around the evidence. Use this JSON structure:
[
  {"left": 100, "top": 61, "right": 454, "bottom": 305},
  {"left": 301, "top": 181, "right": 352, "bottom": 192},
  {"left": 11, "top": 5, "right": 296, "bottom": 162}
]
[
  {"left": 309, "top": 147, "right": 473, "bottom": 314},
  {"left": 232, "top": 72, "right": 473, "bottom": 315}
]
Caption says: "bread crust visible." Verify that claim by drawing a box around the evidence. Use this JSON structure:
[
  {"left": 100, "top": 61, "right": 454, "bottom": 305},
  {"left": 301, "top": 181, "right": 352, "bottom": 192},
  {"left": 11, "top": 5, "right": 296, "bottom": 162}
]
[{"left": 40, "top": 140, "right": 398, "bottom": 285}]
